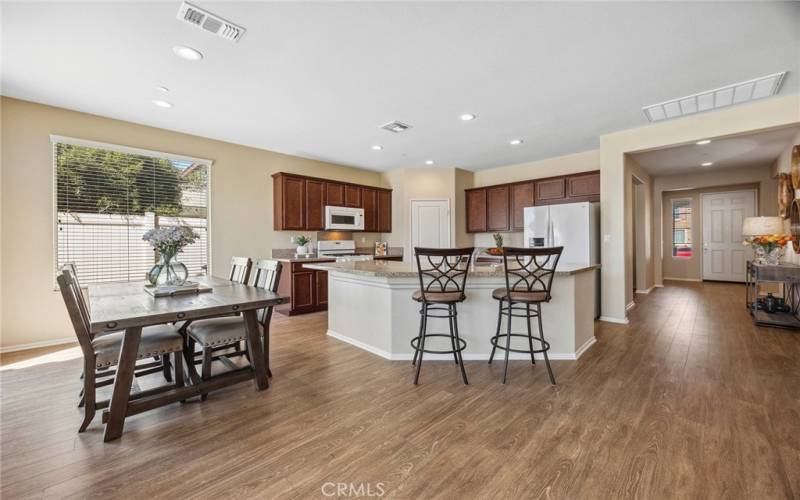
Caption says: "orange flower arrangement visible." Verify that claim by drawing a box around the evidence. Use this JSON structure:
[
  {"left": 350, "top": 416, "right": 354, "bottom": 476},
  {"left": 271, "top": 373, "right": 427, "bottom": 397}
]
[{"left": 743, "top": 234, "right": 793, "bottom": 252}]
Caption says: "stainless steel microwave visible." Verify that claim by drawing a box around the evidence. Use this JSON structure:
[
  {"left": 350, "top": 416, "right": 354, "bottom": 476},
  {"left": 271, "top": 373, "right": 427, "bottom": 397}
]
[{"left": 325, "top": 206, "right": 365, "bottom": 231}]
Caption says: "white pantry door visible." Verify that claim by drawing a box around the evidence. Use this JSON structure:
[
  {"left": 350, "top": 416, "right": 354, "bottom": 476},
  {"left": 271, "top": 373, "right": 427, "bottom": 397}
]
[
  {"left": 411, "top": 200, "right": 450, "bottom": 250},
  {"left": 702, "top": 190, "right": 756, "bottom": 282}
]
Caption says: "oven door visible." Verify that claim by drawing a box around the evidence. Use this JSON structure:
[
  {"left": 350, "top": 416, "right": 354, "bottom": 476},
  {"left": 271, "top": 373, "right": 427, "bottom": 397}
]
[{"left": 325, "top": 206, "right": 365, "bottom": 230}]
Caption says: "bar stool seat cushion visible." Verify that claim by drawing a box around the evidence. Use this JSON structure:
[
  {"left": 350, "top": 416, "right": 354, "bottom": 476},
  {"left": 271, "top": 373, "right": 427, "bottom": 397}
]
[
  {"left": 492, "top": 288, "right": 548, "bottom": 303},
  {"left": 92, "top": 325, "right": 183, "bottom": 368},
  {"left": 187, "top": 317, "right": 248, "bottom": 347},
  {"left": 412, "top": 289, "right": 464, "bottom": 303}
]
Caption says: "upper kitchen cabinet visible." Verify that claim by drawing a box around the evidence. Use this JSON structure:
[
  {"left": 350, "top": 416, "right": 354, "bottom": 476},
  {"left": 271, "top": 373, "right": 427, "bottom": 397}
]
[
  {"left": 273, "top": 172, "right": 392, "bottom": 232},
  {"left": 464, "top": 170, "right": 599, "bottom": 233},
  {"left": 510, "top": 182, "right": 534, "bottom": 230},
  {"left": 486, "top": 185, "right": 510, "bottom": 231},
  {"left": 566, "top": 172, "right": 601, "bottom": 201},
  {"left": 325, "top": 182, "right": 345, "bottom": 206},
  {"left": 377, "top": 189, "right": 392, "bottom": 232},
  {"left": 273, "top": 173, "right": 305, "bottom": 230},
  {"left": 466, "top": 188, "right": 488, "bottom": 233},
  {"left": 345, "top": 185, "right": 361, "bottom": 207},
  {"left": 305, "top": 179, "right": 326, "bottom": 230},
  {"left": 361, "top": 188, "right": 378, "bottom": 232},
  {"left": 535, "top": 177, "right": 566, "bottom": 205}
]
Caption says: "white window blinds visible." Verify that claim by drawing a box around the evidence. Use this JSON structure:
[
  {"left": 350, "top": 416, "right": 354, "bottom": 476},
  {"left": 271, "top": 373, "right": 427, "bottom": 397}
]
[{"left": 54, "top": 138, "right": 210, "bottom": 284}]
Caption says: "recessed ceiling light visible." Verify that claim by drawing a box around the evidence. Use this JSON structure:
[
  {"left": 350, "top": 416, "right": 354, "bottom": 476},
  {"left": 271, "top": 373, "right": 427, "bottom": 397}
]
[
  {"left": 172, "top": 45, "right": 203, "bottom": 61},
  {"left": 459, "top": 113, "right": 476, "bottom": 121},
  {"left": 156, "top": 86, "right": 170, "bottom": 93},
  {"left": 371, "top": 145, "right": 383, "bottom": 151},
  {"left": 152, "top": 100, "right": 173, "bottom": 108},
  {"left": 509, "top": 139, "right": 523, "bottom": 145},
  {"left": 425, "top": 160, "right": 434, "bottom": 165},
  {"left": 701, "top": 161, "right": 713, "bottom": 167},
  {"left": 696, "top": 139, "right": 711, "bottom": 145}
]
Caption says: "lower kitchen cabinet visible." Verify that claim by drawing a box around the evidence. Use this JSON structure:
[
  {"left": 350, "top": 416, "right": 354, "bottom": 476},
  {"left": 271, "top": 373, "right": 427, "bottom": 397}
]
[{"left": 277, "top": 261, "right": 334, "bottom": 315}]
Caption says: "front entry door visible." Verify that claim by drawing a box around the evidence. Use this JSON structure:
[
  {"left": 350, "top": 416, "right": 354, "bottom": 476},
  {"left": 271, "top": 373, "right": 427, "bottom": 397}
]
[{"left": 702, "top": 190, "right": 756, "bottom": 282}]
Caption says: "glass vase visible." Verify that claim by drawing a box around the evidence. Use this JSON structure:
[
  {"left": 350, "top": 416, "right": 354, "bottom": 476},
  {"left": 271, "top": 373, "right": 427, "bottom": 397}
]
[
  {"left": 147, "top": 253, "right": 189, "bottom": 286},
  {"left": 754, "top": 245, "right": 784, "bottom": 265}
]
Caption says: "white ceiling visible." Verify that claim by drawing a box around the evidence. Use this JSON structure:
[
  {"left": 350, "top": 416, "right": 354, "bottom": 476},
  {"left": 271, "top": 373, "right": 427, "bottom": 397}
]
[
  {"left": 2, "top": 2, "right": 799, "bottom": 172},
  {"left": 631, "top": 126, "right": 800, "bottom": 176}
]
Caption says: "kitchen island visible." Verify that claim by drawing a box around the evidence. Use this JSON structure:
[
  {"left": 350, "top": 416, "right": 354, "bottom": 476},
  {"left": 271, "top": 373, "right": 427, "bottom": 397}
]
[{"left": 304, "top": 260, "right": 599, "bottom": 361}]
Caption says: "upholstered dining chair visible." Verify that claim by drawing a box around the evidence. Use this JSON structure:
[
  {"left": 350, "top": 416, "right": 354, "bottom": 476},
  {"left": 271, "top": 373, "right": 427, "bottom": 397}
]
[
  {"left": 57, "top": 266, "right": 185, "bottom": 432},
  {"left": 185, "top": 259, "right": 282, "bottom": 400},
  {"left": 64, "top": 263, "right": 175, "bottom": 409}
]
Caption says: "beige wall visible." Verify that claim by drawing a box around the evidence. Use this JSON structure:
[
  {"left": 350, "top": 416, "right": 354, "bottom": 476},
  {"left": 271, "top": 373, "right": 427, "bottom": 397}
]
[
  {"left": 624, "top": 155, "right": 654, "bottom": 304},
  {"left": 771, "top": 128, "right": 800, "bottom": 264},
  {"left": 600, "top": 94, "right": 800, "bottom": 323},
  {"left": 654, "top": 165, "right": 777, "bottom": 284},
  {"left": 0, "top": 97, "right": 385, "bottom": 349}
]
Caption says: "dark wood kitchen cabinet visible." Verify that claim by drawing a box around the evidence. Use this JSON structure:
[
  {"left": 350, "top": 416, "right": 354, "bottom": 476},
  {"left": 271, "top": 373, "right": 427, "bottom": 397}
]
[
  {"left": 305, "top": 179, "right": 325, "bottom": 230},
  {"left": 377, "top": 189, "right": 392, "bottom": 233},
  {"left": 361, "top": 188, "right": 378, "bottom": 232},
  {"left": 464, "top": 170, "right": 599, "bottom": 233},
  {"left": 325, "top": 182, "right": 345, "bottom": 206},
  {"left": 486, "top": 185, "right": 510, "bottom": 231},
  {"left": 466, "top": 188, "right": 488, "bottom": 233},
  {"left": 510, "top": 182, "right": 534, "bottom": 230},
  {"left": 273, "top": 172, "right": 392, "bottom": 232},
  {"left": 345, "top": 185, "right": 361, "bottom": 207},
  {"left": 277, "top": 260, "right": 334, "bottom": 315}
]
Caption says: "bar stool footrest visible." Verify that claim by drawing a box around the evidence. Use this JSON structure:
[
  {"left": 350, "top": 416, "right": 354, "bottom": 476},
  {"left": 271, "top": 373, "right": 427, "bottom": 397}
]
[
  {"left": 411, "top": 334, "right": 467, "bottom": 355},
  {"left": 489, "top": 333, "right": 550, "bottom": 354}
]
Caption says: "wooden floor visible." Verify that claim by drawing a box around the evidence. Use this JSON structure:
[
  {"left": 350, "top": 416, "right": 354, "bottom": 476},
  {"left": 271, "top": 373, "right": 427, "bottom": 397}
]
[{"left": 2, "top": 281, "right": 799, "bottom": 499}]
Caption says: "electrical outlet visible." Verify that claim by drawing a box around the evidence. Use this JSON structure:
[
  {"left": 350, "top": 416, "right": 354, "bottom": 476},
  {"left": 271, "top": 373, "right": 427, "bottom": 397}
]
[{"left": 361, "top": 237, "right": 366, "bottom": 243}]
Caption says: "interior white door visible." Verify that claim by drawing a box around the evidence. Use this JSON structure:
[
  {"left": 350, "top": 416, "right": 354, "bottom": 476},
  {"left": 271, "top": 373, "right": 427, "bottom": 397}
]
[
  {"left": 702, "top": 190, "right": 756, "bottom": 282},
  {"left": 411, "top": 200, "right": 450, "bottom": 250}
]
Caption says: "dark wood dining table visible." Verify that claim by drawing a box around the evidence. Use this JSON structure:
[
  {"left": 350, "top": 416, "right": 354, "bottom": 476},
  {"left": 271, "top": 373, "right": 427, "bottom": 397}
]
[{"left": 88, "top": 275, "right": 288, "bottom": 441}]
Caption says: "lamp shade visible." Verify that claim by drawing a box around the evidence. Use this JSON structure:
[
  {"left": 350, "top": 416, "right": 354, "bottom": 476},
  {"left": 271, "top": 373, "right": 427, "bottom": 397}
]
[{"left": 742, "top": 216, "right": 784, "bottom": 236}]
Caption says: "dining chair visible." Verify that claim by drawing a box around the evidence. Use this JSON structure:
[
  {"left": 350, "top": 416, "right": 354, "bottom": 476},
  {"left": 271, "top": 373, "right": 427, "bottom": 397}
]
[
  {"left": 185, "top": 259, "right": 282, "bottom": 399},
  {"left": 64, "top": 263, "right": 175, "bottom": 409},
  {"left": 57, "top": 266, "right": 185, "bottom": 432}
]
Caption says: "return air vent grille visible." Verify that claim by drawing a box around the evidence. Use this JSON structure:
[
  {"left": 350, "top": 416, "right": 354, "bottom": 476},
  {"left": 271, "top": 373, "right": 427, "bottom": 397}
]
[
  {"left": 176, "top": 2, "right": 246, "bottom": 42},
  {"left": 380, "top": 121, "right": 412, "bottom": 133},
  {"left": 642, "top": 72, "right": 786, "bottom": 122}
]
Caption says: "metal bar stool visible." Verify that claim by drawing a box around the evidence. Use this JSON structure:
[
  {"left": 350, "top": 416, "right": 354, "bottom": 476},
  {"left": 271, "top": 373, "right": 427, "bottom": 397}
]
[
  {"left": 411, "top": 247, "right": 475, "bottom": 385},
  {"left": 489, "top": 246, "right": 563, "bottom": 384}
]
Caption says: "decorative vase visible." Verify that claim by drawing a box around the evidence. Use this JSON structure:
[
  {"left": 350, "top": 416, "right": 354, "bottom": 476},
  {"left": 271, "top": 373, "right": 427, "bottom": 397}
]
[
  {"left": 296, "top": 244, "right": 309, "bottom": 255},
  {"left": 147, "top": 253, "right": 189, "bottom": 286},
  {"left": 754, "top": 246, "right": 784, "bottom": 265}
]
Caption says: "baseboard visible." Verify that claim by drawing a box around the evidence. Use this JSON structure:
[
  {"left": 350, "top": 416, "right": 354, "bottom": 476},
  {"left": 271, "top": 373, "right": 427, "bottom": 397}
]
[
  {"left": 654, "top": 284, "right": 664, "bottom": 288},
  {"left": 598, "top": 316, "right": 629, "bottom": 325},
  {"left": 663, "top": 277, "right": 702, "bottom": 282},
  {"left": 635, "top": 286, "right": 655, "bottom": 295},
  {"left": 0, "top": 337, "right": 75, "bottom": 354},
  {"left": 326, "top": 329, "right": 589, "bottom": 361},
  {"left": 626, "top": 301, "right": 636, "bottom": 311}
]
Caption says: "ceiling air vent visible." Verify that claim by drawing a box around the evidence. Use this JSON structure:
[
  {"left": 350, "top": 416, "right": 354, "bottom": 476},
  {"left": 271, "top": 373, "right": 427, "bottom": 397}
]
[
  {"left": 380, "top": 121, "right": 412, "bottom": 133},
  {"left": 176, "top": 2, "right": 246, "bottom": 42},
  {"left": 642, "top": 72, "right": 786, "bottom": 122}
]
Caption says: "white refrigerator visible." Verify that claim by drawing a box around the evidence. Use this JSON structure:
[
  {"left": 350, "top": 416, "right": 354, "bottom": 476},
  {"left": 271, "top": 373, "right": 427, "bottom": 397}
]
[{"left": 523, "top": 201, "right": 600, "bottom": 315}]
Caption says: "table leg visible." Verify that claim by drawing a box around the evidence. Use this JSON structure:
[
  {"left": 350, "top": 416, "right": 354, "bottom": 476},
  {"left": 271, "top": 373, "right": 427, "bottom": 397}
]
[
  {"left": 104, "top": 326, "right": 142, "bottom": 442},
  {"left": 243, "top": 310, "right": 269, "bottom": 390}
]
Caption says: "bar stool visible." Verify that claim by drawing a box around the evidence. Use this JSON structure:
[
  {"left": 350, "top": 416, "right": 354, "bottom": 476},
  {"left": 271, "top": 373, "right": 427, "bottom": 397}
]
[
  {"left": 489, "top": 246, "right": 563, "bottom": 385},
  {"left": 411, "top": 247, "right": 475, "bottom": 385}
]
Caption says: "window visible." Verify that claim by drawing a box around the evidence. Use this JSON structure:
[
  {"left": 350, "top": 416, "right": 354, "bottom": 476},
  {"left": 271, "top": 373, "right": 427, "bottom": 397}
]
[
  {"left": 54, "top": 137, "right": 210, "bottom": 284},
  {"left": 672, "top": 199, "right": 692, "bottom": 257}
]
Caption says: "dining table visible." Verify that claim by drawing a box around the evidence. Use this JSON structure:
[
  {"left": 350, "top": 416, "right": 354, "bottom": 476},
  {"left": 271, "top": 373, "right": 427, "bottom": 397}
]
[{"left": 87, "top": 275, "right": 288, "bottom": 442}]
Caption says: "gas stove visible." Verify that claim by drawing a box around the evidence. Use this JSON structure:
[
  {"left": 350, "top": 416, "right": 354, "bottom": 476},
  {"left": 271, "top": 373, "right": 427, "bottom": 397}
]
[{"left": 317, "top": 240, "right": 374, "bottom": 263}]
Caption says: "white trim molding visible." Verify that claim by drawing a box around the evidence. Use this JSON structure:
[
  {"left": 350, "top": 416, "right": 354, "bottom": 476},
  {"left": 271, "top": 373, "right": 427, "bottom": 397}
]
[
  {"left": 635, "top": 286, "right": 655, "bottom": 295},
  {"left": 0, "top": 337, "right": 76, "bottom": 354},
  {"left": 663, "top": 277, "right": 702, "bottom": 282},
  {"left": 598, "top": 316, "right": 629, "bottom": 325},
  {"left": 50, "top": 135, "right": 213, "bottom": 166}
]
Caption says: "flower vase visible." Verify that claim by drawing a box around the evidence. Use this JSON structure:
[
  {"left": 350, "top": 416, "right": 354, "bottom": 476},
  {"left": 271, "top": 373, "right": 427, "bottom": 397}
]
[
  {"left": 754, "top": 246, "right": 784, "bottom": 265},
  {"left": 147, "top": 253, "right": 189, "bottom": 286}
]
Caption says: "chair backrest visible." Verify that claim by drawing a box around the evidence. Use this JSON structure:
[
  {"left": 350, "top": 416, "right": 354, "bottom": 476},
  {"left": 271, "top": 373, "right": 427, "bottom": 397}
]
[
  {"left": 249, "top": 259, "right": 283, "bottom": 327},
  {"left": 56, "top": 266, "right": 95, "bottom": 357},
  {"left": 501, "top": 247, "right": 563, "bottom": 301},
  {"left": 414, "top": 247, "right": 475, "bottom": 302},
  {"left": 63, "top": 262, "right": 92, "bottom": 336},
  {"left": 229, "top": 256, "right": 252, "bottom": 284}
]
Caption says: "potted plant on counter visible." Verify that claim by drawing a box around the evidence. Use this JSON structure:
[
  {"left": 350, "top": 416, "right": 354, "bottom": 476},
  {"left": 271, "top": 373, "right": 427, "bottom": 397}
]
[{"left": 294, "top": 235, "right": 312, "bottom": 255}]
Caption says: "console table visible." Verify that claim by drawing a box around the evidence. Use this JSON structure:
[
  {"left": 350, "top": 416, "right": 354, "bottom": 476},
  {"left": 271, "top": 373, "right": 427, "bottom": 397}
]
[{"left": 746, "top": 261, "right": 800, "bottom": 329}]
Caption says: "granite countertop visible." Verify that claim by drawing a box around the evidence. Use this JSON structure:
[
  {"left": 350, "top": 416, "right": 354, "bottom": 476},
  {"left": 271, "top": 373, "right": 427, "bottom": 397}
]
[
  {"left": 304, "top": 260, "right": 600, "bottom": 278},
  {"left": 272, "top": 247, "right": 403, "bottom": 263}
]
